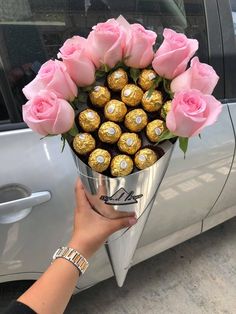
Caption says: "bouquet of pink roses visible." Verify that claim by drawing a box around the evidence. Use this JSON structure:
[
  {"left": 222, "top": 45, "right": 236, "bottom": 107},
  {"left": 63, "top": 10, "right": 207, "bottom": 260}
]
[
  {"left": 21, "top": 16, "right": 222, "bottom": 286},
  {"left": 22, "top": 16, "right": 221, "bottom": 178}
]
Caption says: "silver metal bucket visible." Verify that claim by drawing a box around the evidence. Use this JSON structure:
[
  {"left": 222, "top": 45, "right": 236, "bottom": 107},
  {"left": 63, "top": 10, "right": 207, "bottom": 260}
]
[{"left": 73, "top": 140, "right": 174, "bottom": 286}]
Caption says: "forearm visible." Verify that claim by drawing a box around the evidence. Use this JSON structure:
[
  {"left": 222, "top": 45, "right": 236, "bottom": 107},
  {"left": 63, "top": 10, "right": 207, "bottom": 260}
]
[{"left": 18, "top": 258, "right": 79, "bottom": 314}]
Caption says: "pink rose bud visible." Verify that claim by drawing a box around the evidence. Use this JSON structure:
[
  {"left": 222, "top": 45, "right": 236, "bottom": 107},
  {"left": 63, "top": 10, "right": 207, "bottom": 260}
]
[
  {"left": 22, "top": 60, "right": 77, "bottom": 101},
  {"left": 87, "top": 18, "right": 125, "bottom": 69},
  {"left": 171, "top": 57, "right": 219, "bottom": 95},
  {"left": 152, "top": 28, "right": 199, "bottom": 79},
  {"left": 123, "top": 23, "right": 157, "bottom": 68},
  {"left": 166, "top": 89, "right": 222, "bottom": 138},
  {"left": 58, "top": 36, "right": 95, "bottom": 87},
  {"left": 22, "top": 90, "right": 75, "bottom": 136}
]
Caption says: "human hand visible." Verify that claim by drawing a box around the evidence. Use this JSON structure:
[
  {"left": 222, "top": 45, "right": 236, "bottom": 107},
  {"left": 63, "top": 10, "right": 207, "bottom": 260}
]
[{"left": 68, "top": 179, "right": 137, "bottom": 259}]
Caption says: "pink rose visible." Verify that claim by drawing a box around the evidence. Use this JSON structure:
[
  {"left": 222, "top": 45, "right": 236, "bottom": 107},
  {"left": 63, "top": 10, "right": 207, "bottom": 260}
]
[
  {"left": 152, "top": 29, "right": 199, "bottom": 79},
  {"left": 22, "top": 60, "right": 77, "bottom": 101},
  {"left": 123, "top": 24, "right": 157, "bottom": 68},
  {"left": 171, "top": 57, "right": 219, "bottom": 94},
  {"left": 87, "top": 18, "right": 125, "bottom": 68},
  {"left": 166, "top": 89, "right": 222, "bottom": 137},
  {"left": 58, "top": 36, "right": 95, "bottom": 87},
  {"left": 23, "top": 90, "right": 75, "bottom": 135}
]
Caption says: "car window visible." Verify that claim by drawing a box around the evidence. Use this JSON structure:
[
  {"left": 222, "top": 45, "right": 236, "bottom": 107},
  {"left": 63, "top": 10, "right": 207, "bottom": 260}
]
[
  {"left": 0, "top": 0, "right": 208, "bottom": 123},
  {"left": 0, "top": 92, "right": 9, "bottom": 123},
  {"left": 230, "top": 0, "right": 236, "bottom": 34}
]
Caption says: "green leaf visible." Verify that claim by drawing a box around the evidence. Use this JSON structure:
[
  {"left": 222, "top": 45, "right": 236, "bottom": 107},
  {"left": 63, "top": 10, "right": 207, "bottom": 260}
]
[
  {"left": 61, "top": 135, "right": 66, "bottom": 153},
  {"left": 158, "top": 129, "right": 176, "bottom": 143},
  {"left": 130, "top": 68, "right": 141, "bottom": 84},
  {"left": 77, "top": 93, "right": 87, "bottom": 103},
  {"left": 95, "top": 70, "right": 106, "bottom": 78},
  {"left": 80, "top": 86, "right": 94, "bottom": 92},
  {"left": 40, "top": 134, "right": 57, "bottom": 140},
  {"left": 68, "top": 124, "right": 78, "bottom": 137},
  {"left": 163, "top": 78, "right": 174, "bottom": 99},
  {"left": 147, "top": 76, "right": 163, "bottom": 98},
  {"left": 179, "top": 137, "right": 189, "bottom": 158}
]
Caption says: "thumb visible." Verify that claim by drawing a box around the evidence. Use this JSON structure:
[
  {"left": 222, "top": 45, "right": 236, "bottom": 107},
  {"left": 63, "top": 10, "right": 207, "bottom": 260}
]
[{"left": 109, "top": 216, "right": 137, "bottom": 234}]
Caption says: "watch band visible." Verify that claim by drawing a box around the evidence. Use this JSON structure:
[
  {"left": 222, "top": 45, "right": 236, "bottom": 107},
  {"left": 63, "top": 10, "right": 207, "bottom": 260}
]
[{"left": 52, "top": 246, "right": 89, "bottom": 275}]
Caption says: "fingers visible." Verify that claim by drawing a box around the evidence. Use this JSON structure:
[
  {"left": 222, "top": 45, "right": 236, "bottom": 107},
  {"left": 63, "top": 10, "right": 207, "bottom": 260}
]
[{"left": 109, "top": 215, "right": 137, "bottom": 234}]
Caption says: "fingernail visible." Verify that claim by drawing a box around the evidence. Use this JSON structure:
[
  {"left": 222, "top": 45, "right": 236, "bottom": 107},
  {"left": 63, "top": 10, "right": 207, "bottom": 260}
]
[{"left": 129, "top": 217, "right": 137, "bottom": 226}]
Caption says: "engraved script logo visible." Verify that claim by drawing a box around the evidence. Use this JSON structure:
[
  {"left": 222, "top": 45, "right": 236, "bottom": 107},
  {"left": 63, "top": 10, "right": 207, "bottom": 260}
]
[{"left": 100, "top": 188, "right": 143, "bottom": 205}]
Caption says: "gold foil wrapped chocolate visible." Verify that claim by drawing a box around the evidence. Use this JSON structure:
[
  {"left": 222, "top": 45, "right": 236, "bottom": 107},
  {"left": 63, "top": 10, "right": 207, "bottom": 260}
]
[
  {"left": 88, "top": 148, "right": 111, "bottom": 173},
  {"left": 146, "top": 119, "right": 165, "bottom": 142},
  {"left": 124, "top": 108, "right": 148, "bottom": 132},
  {"left": 89, "top": 85, "right": 111, "bottom": 107},
  {"left": 111, "top": 154, "right": 134, "bottom": 177},
  {"left": 79, "top": 109, "right": 100, "bottom": 132},
  {"left": 118, "top": 133, "right": 141, "bottom": 155},
  {"left": 73, "top": 133, "right": 95, "bottom": 155},
  {"left": 121, "top": 84, "right": 143, "bottom": 107},
  {"left": 138, "top": 69, "right": 157, "bottom": 91},
  {"left": 104, "top": 100, "right": 127, "bottom": 122},
  {"left": 134, "top": 148, "right": 158, "bottom": 170},
  {"left": 107, "top": 68, "right": 128, "bottom": 91},
  {"left": 142, "top": 90, "right": 163, "bottom": 112},
  {"left": 161, "top": 100, "right": 172, "bottom": 119},
  {"left": 98, "top": 121, "right": 122, "bottom": 144}
]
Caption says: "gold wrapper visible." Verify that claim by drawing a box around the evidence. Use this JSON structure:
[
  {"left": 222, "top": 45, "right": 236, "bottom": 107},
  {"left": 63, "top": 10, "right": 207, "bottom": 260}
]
[
  {"left": 88, "top": 148, "right": 111, "bottom": 173},
  {"left": 138, "top": 69, "right": 157, "bottom": 91},
  {"left": 104, "top": 100, "right": 127, "bottom": 122},
  {"left": 89, "top": 85, "right": 111, "bottom": 107},
  {"left": 111, "top": 154, "right": 134, "bottom": 177},
  {"left": 98, "top": 121, "right": 122, "bottom": 144},
  {"left": 142, "top": 90, "right": 163, "bottom": 112},
  {"left": 134, "top": 148, "right": 158, "bottom": 170},
  {"left": 121, "top": 84, "right": 143, "bottom": 107},
  {"left": 79, "top": 109, "right": 100, "bottom": 132},
  {"left": 117, "top": 132, "right": 141, "bottom": 155},
  {"left": 107, "top": 68, "right": 128, "bottom": 91},
  {"left": 124, "top": 108, "right": 148, "bottom": 132},
  {"left": 161, "top": 100, "right": 172, "bottom": 119},
  {"left": 73, "top": 133, "right": 95, "bottom": 155},
  {"left": 146, "top": 119, "right": 165, "bottom": 142}
]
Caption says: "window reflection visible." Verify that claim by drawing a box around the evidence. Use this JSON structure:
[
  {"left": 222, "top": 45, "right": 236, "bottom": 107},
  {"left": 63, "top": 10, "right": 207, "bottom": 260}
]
[
  {"left": 0, "top": 0, "right": 207, "bottom": 114},
  {"left": 230, "top": 0, "right": 236, "bottom": 34}
]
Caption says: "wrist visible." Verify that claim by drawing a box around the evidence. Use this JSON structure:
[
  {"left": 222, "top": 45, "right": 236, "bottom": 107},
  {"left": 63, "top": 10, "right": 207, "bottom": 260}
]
[{"left": 68, "top": 238, "right": 93, "bottom": 260}]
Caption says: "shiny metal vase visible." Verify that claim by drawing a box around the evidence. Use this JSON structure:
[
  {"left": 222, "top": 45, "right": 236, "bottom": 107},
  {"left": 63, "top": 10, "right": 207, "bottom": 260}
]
[{"left": 73, "top": 140, "right": 174, "bottom": 286}]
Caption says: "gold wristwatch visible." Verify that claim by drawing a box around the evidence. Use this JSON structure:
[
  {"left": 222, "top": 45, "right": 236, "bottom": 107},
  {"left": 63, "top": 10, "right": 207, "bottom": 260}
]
[{"left": 52, "top": 246, "right": 89, "bottom": 275}]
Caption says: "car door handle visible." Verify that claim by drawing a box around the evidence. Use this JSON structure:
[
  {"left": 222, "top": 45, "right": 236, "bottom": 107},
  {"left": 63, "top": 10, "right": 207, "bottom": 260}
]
[{"left": 0, "top": 191, "right": 51, "bottom": 212}]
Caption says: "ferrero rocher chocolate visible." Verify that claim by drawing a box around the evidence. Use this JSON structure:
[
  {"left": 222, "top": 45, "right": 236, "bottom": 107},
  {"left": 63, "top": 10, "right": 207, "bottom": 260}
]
[
  {"left": 161, "top": 100, "right": 172, "bottom": 119},
  {"left": 146, "top": 119, "right": 165, "bottom": 142},
  {"left": 88, "top": 148, "right": 111, "bottom": 173},
  {"left": 142, "top": 90, "right": 163, "bottom": 112},
  {"left": 89, "top": 85, "right": 111, "bottom": 107},
  {"left": 134, "top": 148, "right": 158, "bottom": 170},
  {"left": 118, "top": 133, "right": 141, "bottom": 155},
  {"left": 73, "top": 133, "right": 95, "bottom": 155},
  {"left": 111, "top": 155, "right": 134, "bottom": 177},
  {"left": 124, "top": 108, "right": 148, "bottom": 132},
  {"left": 107, "top": 68, "right": 128, "bottom": 91},
  {"left": 104, "top": 100, "right": 127, "bottom": 122},
  {"left": 121, "top": 84, "right": 143, "bottom": 107},
  {"left": 98, "top": 121, "right": 122, "bottom": 144},
  {"left": 138, "top": 69, "right": 157, "bottom": 91},
  {"left": 79, "top": 109, "right": 100, "bottom": 132}
]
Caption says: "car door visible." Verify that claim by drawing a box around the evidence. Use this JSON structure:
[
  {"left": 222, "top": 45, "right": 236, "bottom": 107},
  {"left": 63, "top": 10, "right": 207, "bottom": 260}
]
[
  {"left": 0, "top": 1, "right": 113, "bottom": 290},
  {"left": 203, "top": 0, "right": 236, "bottom": 231},
  {"left": 134, "top": 0, "right": 235, "bottom": 259}
]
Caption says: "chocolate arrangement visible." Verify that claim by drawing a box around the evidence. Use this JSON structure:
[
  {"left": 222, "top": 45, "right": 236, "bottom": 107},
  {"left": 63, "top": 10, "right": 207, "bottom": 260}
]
[{"left": 72, "top": 68, "right": 172, "bottom": 177}]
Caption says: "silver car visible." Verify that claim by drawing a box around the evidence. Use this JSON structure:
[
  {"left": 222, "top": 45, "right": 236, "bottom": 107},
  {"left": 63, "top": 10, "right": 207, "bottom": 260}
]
[{"left": 1, "top": 0, "right": 236, "bottom": 291}]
